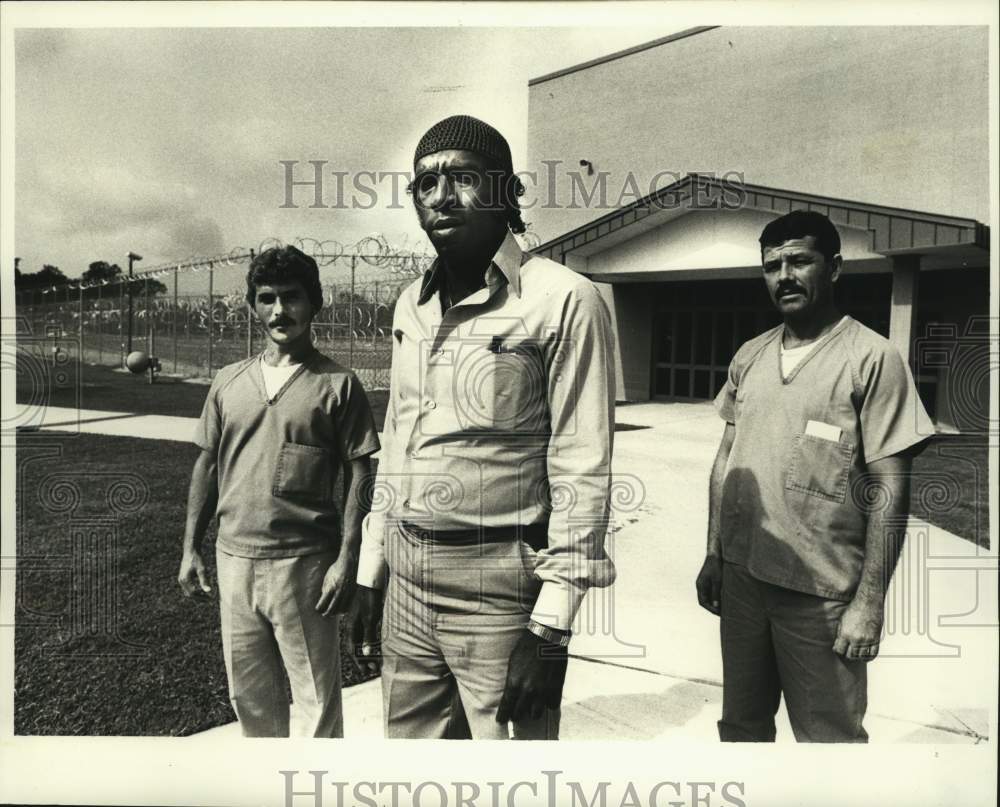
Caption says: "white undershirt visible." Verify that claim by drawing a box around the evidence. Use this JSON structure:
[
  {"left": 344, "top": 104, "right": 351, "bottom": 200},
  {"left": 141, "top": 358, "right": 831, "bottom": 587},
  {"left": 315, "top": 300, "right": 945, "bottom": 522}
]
[
  {"left": 260, "top": 355, "right": 302, "bottom": 399},
  {"left": 780, "top": 316, "right": 848, "bottom": 379},
  {"left": 780, "top": 341, "right": 818, "bottom": 379}
]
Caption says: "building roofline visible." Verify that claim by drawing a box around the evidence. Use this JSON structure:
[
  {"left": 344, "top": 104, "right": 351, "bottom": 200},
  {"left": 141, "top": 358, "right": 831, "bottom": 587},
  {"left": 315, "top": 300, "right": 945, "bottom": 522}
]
[
  {"left": 528, "top": 26, "right": 719, "bottom": 87},
  {"left": 536, "top": 174, "right": 990, "bottom": 260}
]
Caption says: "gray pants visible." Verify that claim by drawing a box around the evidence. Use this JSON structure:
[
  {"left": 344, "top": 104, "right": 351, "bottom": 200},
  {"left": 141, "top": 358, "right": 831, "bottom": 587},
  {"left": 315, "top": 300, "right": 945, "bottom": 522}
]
[
  {"left": 217, "top": 548, "right": 343, "bottom": 738},
  {"left": 380, "top": 523, "right": 560, "bottom": 740},
  {"left": 718, "top": 561, "right": 868, "bottom": 743}
]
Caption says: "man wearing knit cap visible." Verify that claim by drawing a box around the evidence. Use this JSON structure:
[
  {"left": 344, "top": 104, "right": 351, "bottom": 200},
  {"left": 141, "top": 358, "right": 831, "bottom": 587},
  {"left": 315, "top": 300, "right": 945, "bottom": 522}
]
[{"left": 353, "top": 114, "right": 617, "bottom": 739}]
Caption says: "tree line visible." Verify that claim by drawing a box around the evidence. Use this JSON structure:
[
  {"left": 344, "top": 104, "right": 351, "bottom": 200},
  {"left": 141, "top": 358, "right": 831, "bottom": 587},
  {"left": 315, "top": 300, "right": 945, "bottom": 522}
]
[{"left": 16, "top": 262, "right": 167, "bottom": 300}]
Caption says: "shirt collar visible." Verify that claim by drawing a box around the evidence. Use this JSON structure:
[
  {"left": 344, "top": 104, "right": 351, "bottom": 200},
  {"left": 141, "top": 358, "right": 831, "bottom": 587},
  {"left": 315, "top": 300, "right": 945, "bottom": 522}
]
[{"left": 418, "top": 230, "right": 524, "bottom": 305}]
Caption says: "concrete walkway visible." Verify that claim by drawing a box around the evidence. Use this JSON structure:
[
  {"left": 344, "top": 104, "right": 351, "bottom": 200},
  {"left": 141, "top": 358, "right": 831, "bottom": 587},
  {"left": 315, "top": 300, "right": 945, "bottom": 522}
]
[
  {"left": 24, "top": 405, "right": 202, "bottom": 442},
  {"left": 29, "top": 402, "right": 996, "bottom": 743}
]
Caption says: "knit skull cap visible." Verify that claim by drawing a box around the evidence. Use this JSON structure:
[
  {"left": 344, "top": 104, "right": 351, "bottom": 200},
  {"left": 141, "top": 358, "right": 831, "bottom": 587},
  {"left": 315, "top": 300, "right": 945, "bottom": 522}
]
[{"left": 414, "top": 115, "right": 512, "bottom": 171}]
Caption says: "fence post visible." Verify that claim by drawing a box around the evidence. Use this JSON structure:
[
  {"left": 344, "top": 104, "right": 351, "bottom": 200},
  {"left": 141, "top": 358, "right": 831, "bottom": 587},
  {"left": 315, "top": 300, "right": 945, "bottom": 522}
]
[
  {"left": 246, "top": 249, "right": 256, "bottom": 360},
  {"left": 96, "top": 282, "right": 102, "bottom": 364},
  {"left": 127, "top": 272, "right": 134, "bottom": 355},
  {"left": 349, "top": 257, "right": 356, "bottom": 369},
  {"left": 78, "top": 282, "right": 84, "bottom": 361},
  {"left": 372, "top": 280, "right": 379, "bottom": 347},
  {"left": 143, "top": 277, "right": 150, "bottom": 349},
  {"left": 246, "top": 296, "right": 253, "bottom": 359},
  {"left": 118, "top": 279, "right": 125, "bottom": 368},
  {"left": 330, "top": 283, "right": 337, "bottom": 350},
  {"left": 207, "top": 263, "right": 214, "bottom": 377},
  {"left": 173, "top": 268, "right": 179, "bottom": 373}
]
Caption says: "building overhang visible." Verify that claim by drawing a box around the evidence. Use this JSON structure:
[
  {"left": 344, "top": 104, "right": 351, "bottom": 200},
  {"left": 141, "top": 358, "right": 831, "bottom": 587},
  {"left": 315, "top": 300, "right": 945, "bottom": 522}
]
[{"left": 536, "top": 174, "right": 990, "bottom": 276}]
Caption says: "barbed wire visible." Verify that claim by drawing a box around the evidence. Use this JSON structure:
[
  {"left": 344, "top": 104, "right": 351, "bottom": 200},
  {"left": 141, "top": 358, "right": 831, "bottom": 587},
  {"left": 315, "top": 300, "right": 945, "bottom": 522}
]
[
  {"left": 18, "top": 234, "right": 424, "bottom": 296},
  {"left": 19, "top": 229, "right": 544, "bottom": 297}
]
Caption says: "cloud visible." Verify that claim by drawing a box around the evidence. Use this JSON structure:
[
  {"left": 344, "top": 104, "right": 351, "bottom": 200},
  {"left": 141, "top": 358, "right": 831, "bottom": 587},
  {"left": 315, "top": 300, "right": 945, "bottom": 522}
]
[
  {"left": 19, "top": 161, "right": 226, "bottom": 269},
  {"left": 161, "top": 217, "right": 226, "bottom": 259}
]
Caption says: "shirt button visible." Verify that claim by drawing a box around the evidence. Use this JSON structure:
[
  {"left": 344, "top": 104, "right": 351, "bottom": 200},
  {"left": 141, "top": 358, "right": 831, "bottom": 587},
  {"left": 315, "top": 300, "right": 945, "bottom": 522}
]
[
  {"left": 426, "top": 400, "right": 436, "bottom": 409},
  {"left": 408, "top": 449, "right": 419, "bottom": 459},
  {"left": 402, "top": 499, "right": 411, "bottom": 510}
]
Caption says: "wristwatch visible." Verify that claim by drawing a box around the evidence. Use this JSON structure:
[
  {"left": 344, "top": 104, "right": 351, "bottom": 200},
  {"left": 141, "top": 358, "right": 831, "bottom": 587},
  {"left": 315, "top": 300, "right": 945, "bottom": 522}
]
[{"left": 527, "top": 619, "right": 571, "bottom": 647}]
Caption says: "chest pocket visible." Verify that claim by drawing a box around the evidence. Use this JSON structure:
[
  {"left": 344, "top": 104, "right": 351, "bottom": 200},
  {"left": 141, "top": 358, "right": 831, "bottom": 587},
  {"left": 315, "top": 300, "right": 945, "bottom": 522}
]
[
  {"left": 273, "top": 442, "right": 333, "bottom": 503},
  {"left": 785, "top": 433, "right": 855, "bottom": 503},
  {"left": 454, "top": 339, "right": 546, "bottom": 434}
]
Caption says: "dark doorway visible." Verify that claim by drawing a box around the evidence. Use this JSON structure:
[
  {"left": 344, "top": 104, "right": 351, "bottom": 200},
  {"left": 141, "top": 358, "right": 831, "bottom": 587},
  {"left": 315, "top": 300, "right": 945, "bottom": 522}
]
[{"left": 652, "top": 274, "right": 893, "bottom": 400}]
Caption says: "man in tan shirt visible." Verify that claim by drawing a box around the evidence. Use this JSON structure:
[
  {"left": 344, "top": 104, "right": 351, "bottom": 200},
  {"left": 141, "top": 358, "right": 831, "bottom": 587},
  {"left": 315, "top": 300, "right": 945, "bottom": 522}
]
[{"left": 354, "top": 115, "right": 617, "bottom": 739}]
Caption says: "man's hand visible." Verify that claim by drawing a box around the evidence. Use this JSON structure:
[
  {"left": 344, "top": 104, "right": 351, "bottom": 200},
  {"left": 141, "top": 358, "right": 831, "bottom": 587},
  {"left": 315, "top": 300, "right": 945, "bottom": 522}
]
[
  {"left": 178, "top": 550, "right": 212, "bottom": 598},
  {"left": 349, "top": 584, "right": 384, "bottom": 675},
  {"left": 315, "top": 550, "right": 359, "bottom": 618},
  {"left": 496, "top": 629, "right": 568, "bottom": 725},
  {"left": 833, "top": 599, "right": 884, "bottom": 661},
  {"left": 696, "top": 554, "right": 723, "bottom": 616}
]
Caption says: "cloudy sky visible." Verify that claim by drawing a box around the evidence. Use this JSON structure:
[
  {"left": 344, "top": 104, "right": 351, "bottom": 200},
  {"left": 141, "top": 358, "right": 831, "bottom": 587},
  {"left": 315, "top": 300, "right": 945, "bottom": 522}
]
[{"left": 14, "top": 24, "right": 687, "bottom": 288}]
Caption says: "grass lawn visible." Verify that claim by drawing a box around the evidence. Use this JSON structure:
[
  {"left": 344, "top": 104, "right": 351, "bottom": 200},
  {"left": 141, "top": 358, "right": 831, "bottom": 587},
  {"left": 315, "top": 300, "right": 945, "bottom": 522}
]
[
  {"left": 910, "top": 435, "right": 991, "bottom": 548},
  {"left": 16, "top": 360, "right": 389, "bottom": 427},
  {"left": 15, "top": 432, "right": 380, "bottom": 736}
]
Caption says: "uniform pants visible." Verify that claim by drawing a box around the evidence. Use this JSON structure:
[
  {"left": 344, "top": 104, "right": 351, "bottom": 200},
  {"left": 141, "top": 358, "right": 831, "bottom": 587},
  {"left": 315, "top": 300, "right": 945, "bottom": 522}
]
[
  {"left": 381, "top": 523, "right": 560, "bottom": 740},
  {"left": 718, "top": 561, "right": 868, "bottom": 743},
  {"left": 216, "top": 548, "right": 343, "bottom": 738}
]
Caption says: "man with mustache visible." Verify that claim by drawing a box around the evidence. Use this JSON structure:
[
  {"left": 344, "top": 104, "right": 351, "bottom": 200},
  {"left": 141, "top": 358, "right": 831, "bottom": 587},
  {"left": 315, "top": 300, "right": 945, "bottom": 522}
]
[
  {"left": 178, "top": 245, "right": 380, "bottom": 737},
  {"left": 353, "top": 115, "right": 616, "bottom": 739},
  {"left": 696, "top": 210, "right": 932, "bottom": 742}
]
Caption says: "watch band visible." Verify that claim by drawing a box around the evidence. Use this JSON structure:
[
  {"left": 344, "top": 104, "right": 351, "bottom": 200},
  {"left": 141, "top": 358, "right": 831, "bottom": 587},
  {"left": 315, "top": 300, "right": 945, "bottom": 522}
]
[{"left": 527, "top": 619, "right": 571, "bottom": 647}]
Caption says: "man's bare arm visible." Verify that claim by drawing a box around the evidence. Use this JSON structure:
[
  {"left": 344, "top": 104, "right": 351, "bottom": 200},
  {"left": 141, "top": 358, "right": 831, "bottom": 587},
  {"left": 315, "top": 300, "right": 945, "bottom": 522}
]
[
  {"left": 316, "top": 455, "right": 373, "bottom": 617},
  {"left": 696, "top": 422, "right": 735, "bottom": 615},
  {"left": 832, "top": 453, "right": 912, "bottom": 660},
  {"left": 707, "top": 423, "right": 736, "bottom": 556},
  {"left": 178, "top": 449, "right": 219, "bottom": 597},
  {"left": 341, "top": 454, "right": 373, "bottom": 566}
]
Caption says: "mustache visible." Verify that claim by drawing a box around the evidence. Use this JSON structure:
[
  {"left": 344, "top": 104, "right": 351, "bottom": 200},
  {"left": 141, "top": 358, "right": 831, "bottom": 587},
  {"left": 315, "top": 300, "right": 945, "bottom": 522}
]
[
  {"left": 268, "top": 318, "right": 295, "bottom": 327},
  {"left": 775, "top": 283, "right": 805, "bottom": 297}
]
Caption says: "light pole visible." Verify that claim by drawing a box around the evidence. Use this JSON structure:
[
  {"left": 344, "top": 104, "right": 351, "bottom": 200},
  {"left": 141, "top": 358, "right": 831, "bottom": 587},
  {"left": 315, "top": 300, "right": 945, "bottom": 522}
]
[{"left": 126, "top": 251, "right": 142, "bottom": 354}]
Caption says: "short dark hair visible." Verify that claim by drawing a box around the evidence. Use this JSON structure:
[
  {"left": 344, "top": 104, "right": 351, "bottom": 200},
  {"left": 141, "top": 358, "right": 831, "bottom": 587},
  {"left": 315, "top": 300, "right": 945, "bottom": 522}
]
[
  {"left": 759, "top": 210, "right": 841, "bottom": 263},
  {"left": 245, "top": 245, "right": 323, "bottom": 310}
]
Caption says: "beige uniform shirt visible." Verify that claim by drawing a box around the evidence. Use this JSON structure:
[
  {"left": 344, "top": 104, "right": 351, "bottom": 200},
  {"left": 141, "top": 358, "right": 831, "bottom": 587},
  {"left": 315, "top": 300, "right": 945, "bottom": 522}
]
[
  {"left": 194, "top": 350, "right": 381, "bottom": 558},
  {"left": 358, "top": 232, "right": 617, "bottom": 630},
  {"left": 714, "top": 317, "right": 933, "bottom": 599}
]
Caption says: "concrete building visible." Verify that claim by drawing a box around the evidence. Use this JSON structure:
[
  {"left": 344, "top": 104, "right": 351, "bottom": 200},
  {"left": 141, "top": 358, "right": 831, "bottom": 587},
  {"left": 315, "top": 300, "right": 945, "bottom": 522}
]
[{"left": 525, "top": 27, "right": 991, "bottom": 433}]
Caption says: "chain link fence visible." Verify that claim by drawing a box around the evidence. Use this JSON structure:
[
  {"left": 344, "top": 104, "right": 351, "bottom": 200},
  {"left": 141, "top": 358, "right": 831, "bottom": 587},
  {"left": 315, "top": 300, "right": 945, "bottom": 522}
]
[{"left": 16, "top": 246, "right": 432, "bottom": 390}]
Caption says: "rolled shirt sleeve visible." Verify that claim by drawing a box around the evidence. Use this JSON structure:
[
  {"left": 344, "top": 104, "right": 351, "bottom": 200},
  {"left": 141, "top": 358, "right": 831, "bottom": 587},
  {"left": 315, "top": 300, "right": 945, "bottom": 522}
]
[
  {"left": 531, "top": 284, "right": 618, "bottom": 632},
  {"left": 356, "top": 314, "right": 403, "bottom": 590},
  {"left": 357, "top": 514, "right": 389, "bottom": 589}
]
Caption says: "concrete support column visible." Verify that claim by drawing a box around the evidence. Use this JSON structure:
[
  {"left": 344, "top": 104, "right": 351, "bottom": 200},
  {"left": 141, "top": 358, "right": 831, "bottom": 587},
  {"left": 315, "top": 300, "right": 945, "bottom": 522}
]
[
  {"left": 595, "top": 282, "right": 653, "bottom": 402},
  {"left": 888, "top": 254, "right": 920, "bottom": 364}
]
